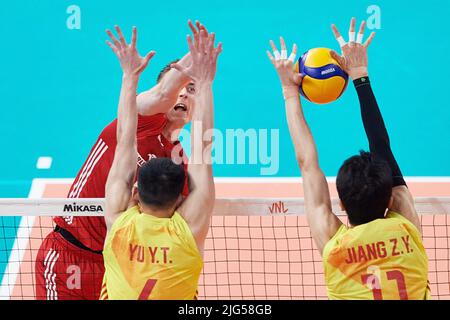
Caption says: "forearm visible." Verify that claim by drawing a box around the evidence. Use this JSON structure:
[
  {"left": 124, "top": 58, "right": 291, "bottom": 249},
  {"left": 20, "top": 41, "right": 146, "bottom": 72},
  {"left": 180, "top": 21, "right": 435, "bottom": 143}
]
[
  {"left": 112, "top": 74, "right": 139, "bottom": 184},
  {"left": 283, "top": 88, "right": 319, "bottom": 170},
  {"left": 354, "top": 76, "right": 405, "bottom": 186},
  {"left": 186, "top": 82, "right": 215, "bottom": 207},
  {"left": 137, "top": 55, "right": 191, "bottom": 115},
  {"left": 117, "top": 75, "right": 139, "bottom": 145},
  {"left": 190, "top": 82, "right": 214, "bottom": 165}
]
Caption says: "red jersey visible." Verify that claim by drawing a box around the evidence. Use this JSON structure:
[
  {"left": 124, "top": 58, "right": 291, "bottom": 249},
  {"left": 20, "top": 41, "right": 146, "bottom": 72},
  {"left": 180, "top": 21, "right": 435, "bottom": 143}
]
[{"left": 53, "top": 113, "right": 188, "bottom": 252}]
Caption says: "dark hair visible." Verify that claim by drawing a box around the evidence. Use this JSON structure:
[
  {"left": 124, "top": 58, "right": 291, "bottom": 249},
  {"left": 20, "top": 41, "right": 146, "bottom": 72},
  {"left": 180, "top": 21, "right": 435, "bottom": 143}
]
[
  {"left": 156, "top": 59, "right": 180, "bottom": 83},
  {"left": 137, "top": 158, "right": 185, "bottom": 210},
  {"left": 336, "top": 151, "right": 393, "bottom": 226}
]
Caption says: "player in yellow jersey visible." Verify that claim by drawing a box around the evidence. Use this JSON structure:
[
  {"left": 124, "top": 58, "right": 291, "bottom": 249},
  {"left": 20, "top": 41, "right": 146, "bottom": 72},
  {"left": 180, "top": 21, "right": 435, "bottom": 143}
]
[
  {"left": 267, "top": 17, "right": 430, "bottom": 300},
  {"left": 100, "top": 24, "right": 221, "bottom": 300}
]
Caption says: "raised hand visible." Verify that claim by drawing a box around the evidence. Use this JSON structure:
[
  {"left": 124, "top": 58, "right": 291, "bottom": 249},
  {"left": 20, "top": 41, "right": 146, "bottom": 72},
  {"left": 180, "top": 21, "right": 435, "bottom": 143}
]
[
  {"left": 267, "top": 37, "right": 303, "bottom": 98},
  {"left": 170, "top": 20, "right": 222, "bottom": 83},
  {"left": 106, "top": 26, "right": 155, "bottom": 76},
  {"left": 330, "top": 17, "right": 375, "bottom": 79}
]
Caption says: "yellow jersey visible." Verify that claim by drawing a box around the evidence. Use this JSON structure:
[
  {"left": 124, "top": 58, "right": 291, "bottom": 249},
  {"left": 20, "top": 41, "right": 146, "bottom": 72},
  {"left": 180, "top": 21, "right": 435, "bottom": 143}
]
[
  {"left": 100, "top": 206, "right": 203, "bottom": 300},
  {"left": 323, "top": 211, "right": 430, "bottom": 300}
]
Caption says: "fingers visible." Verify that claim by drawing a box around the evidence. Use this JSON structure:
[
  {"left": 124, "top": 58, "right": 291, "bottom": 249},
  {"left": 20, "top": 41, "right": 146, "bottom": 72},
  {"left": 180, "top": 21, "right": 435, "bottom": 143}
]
[
  {"left": 348, "top": 17, "right": 356, "bottom": 43},
  {"left": 187, "top": 35, "right": 195, "bottom": 54},
  {"left": 280, "top": 37, "right": 288, "bottom": 59},
  {"left": 364, "top": 31, "right": 375, "bottom": 47},
  {"left": 269, "top": 40, "right": 281, "bottom": 60},
  {"left": 198, "top": 29, "right": 206, "bottom": 53},
  {"left": 188, "top": 19, "right": 200, "bottom": 50},
  {"left": 288, "top": 43, "right": 297, "bottom": 63},
  {"left": 196, "top": 20, "right": 209, "bottom": 34},
  {"left": 131, "top": 26, "right": 137, "bottom": 48},
  {"left": 106, "top": 40, "right": 118, "bottom": 56},
  {"left": 357, "top": 20, "right": 365, "bottom": 44},
  {"left": 212, "top": 42, "right": 222, "bottom": 62},
  {"left": 188, "top": 19, "right": 197, "bottom": 35},
  {"left": 115, "top": 25, "right": 127, "bottom": 47},
  {"left": 266, "top": 50, "right": 275, "bottom": 65},
  {"left": 208, "top": 32, "right": 215, "bottom": 52},
  {"left": 106, "top": 29, "right": 121, "bottom": 49},
  {"left": 331, "top": 24, "right": 346, "bottom": 48}
]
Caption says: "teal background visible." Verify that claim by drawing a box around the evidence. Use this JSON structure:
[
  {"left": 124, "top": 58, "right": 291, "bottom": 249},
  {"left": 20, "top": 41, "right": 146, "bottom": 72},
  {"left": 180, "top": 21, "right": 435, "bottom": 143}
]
[
  {"left": 1, "top": 0, "right": 449, "bottom": 198},
  {"left": 0, "top": 0, "right": 449, "bottom": 283}
]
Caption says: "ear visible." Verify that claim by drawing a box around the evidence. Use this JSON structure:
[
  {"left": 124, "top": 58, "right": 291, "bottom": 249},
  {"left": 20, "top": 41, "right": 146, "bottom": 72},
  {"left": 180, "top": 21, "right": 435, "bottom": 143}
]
[
  {"left": 131, "top": 183, "right": 138, "bottom": 198},
  {"left": 387, "top": 195, "right": 394, "bottom": 210},
  {"left": 174, "top": 194, "right": 184, "bottom": 209},
  {"left": 339, "top": 200, "right": 345, "bottom": 211}
]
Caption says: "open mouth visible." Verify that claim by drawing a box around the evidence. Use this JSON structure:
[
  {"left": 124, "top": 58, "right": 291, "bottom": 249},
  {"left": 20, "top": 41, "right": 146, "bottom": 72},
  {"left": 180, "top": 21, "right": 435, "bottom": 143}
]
[{"left": 174, "top": 103, "right": 187, "bottom": 112}]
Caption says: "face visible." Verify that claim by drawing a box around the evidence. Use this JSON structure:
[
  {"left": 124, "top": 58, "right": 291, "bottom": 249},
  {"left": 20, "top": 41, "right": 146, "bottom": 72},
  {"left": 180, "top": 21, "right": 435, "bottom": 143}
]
[{"left": 165, "top": 82, "right": 196, "bottom": 126}]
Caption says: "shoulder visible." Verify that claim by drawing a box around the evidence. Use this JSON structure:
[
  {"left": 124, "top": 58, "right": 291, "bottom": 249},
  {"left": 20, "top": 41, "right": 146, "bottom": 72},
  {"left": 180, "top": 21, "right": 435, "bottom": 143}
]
[
  {"left": 99, "top": 119, "right": 118, "bottom": 140},
  {"left": 172, "top": 211, "right": 202, "bottom": 255},
  {"left": 110, "top": 206, "right": 140, "bottom": 231},
  {"left": 385, "top": 210, "right": 421, "bottom": 234},
  {"left": 138, "top": 113, "right": 167, "bottom": 133},
  {"left": 322, "top": 224, "right": 348, "bottom": 258}
]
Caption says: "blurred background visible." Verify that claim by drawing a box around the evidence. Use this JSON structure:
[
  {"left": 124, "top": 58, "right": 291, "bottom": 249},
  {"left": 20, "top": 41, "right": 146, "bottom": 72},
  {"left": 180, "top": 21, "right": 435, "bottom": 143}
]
[{"left": 0, "top": 0, "right": 449, "bottom": 198}]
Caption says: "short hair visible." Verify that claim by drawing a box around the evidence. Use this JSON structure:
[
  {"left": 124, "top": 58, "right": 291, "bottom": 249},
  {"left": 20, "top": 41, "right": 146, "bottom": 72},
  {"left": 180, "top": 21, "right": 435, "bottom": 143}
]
[
  {"left": 137, "top": 158, "right": 185, "bottom": 210},
  {"left": 336, "top": 151, "right": 393, "bottom": 226},
  {"left": 156, "top": 59, "right": 180, "bottom": 83}
]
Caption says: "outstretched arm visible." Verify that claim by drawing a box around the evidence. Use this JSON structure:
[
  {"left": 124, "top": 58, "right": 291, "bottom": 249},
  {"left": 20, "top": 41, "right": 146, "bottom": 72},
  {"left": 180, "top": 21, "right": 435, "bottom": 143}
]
[
  {"left": 177, "top": 31, "right": 222, "bottom": 255},
  {"left": 331, "top": 18, "right": 420, "bottom": 232},
  {"left": 104, "top": 26, "right": 155, "bottom": 229},
  {"left": 136, "top": 20, "right": 209, "bottom": 116},
  {"left": 267, "top": 38, "right": 342, "bottom": 254}
]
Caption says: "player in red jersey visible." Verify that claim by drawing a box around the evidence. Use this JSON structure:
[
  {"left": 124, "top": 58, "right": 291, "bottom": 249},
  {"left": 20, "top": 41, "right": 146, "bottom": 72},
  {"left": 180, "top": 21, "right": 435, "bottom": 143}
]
[{"left": 35, "top": 20, "right": 214, "bottom": 300}]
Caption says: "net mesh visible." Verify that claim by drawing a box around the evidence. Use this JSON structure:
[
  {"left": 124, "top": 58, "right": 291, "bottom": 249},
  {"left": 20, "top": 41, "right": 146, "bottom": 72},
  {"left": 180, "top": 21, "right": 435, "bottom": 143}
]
[{"left": 1, "top": 197, "right": 449, "bottom": 300}]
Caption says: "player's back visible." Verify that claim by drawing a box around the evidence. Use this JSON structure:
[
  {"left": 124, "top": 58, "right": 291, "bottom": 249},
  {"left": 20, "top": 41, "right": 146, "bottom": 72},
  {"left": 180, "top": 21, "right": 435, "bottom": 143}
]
[
  {"left": 100, "top": 206, "right": 203, "bottom": 300},
  {"left": 323, "top": 211, "right": 429, "bottom": 300}
]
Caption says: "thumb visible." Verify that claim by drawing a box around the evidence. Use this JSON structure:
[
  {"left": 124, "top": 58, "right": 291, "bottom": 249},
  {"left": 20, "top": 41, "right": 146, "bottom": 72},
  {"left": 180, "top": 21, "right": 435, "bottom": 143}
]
[
  {"left": 330, "top": 50, "right": 345, "bottom": 66},
  {"left": 136, "top": 51, "right": 156, "bottom": 74},
  {"left": 144, "top": 51, "right": 156, "bottom": 64},
  {"left": 170, "top": 62, "right": 188, "bottom": 75},
  {"left": 293, "top": 73, "right": 304, "bottom": 86}
]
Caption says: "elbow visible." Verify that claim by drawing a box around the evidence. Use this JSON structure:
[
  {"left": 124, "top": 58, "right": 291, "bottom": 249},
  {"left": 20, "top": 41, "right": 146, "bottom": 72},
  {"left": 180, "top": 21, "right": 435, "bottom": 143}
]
[{"left": 295, "top": 154, "right": 319, "bottom": 172}]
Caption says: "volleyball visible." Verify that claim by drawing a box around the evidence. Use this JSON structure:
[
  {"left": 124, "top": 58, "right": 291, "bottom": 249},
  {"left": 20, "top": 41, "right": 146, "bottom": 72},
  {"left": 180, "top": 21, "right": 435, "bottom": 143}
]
[{"left": 295, "top": 47, "right": 349, "bottom": 104}]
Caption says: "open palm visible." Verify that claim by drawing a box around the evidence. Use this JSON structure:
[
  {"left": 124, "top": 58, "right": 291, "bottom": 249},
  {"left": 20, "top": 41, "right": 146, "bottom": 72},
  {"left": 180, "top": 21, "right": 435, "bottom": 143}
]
[{"left": 106, "top": 25, "right": 155, "bottom": 76}]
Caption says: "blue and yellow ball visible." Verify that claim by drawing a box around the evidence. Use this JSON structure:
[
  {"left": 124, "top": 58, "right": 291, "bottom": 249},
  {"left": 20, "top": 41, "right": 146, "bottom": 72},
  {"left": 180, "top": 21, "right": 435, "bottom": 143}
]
[{"left": 295, "top": 48, "right": 348, "bottom": 104}]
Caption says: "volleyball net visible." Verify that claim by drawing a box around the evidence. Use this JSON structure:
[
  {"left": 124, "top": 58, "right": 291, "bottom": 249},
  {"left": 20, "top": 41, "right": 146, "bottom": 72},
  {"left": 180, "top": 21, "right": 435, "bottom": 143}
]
[{"left": 0, "top": 197, "right": 449, "bottom": 300}]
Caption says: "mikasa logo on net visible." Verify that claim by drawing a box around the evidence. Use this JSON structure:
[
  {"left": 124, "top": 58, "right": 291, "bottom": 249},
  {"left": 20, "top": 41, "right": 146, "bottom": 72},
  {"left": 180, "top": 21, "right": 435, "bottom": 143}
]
[
  {"left": 321, "top": 67, "right": 336, "bottom": 75},
  {"left": 63, "top": 203, "right": 104, "bottom": 213}
]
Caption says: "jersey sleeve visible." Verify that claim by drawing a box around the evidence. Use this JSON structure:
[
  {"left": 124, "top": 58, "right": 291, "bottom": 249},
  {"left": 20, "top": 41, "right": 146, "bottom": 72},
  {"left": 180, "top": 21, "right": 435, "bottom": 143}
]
[
  {"left": 67, "top": 122, "right": 116, "bottom": 199},
  {"left": 172, "top": 212, "right": 202, "bottom": 261},
  {"left": 386, "top": 211, "right": 422, "bottom": 235},
  {"left": 322, "top": 224, "right": 348, "bottom": 259}
]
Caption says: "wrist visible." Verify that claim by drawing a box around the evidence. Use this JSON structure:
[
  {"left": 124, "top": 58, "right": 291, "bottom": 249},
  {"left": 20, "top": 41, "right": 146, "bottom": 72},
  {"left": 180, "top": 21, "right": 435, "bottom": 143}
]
[
  {"left": 348, "top": 67, "right": 369, "bottom": 80},
  {"left": 195, "top": 80, "right": 213, "bottom": 90},
  {"left": 353, "top": 76, "right": 371, "bottom": 88},
  {"left": 282, "top": 85, "right": 299, "bottom": 100},
  {"left": 122, "top": 73, "right": 140, "bottom": 82}
]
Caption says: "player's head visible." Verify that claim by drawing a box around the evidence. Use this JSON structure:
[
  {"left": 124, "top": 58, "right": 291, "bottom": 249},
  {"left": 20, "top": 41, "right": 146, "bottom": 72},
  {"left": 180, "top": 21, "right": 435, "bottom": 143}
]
[
  {"left": 137, "top": 158, "right": 186, "bottom": 212},
  {"left": 336, "top": 151, "right": 393, "bottom": 226},
  {"left": 157, "top": 59, "right": 196, "bottom": 126}
]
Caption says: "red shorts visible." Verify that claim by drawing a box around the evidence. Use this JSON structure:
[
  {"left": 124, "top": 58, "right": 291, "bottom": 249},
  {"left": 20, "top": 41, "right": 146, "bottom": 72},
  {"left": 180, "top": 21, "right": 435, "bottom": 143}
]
[{"left": 35, "top": 231, "right": 104, "bottom": 300}]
